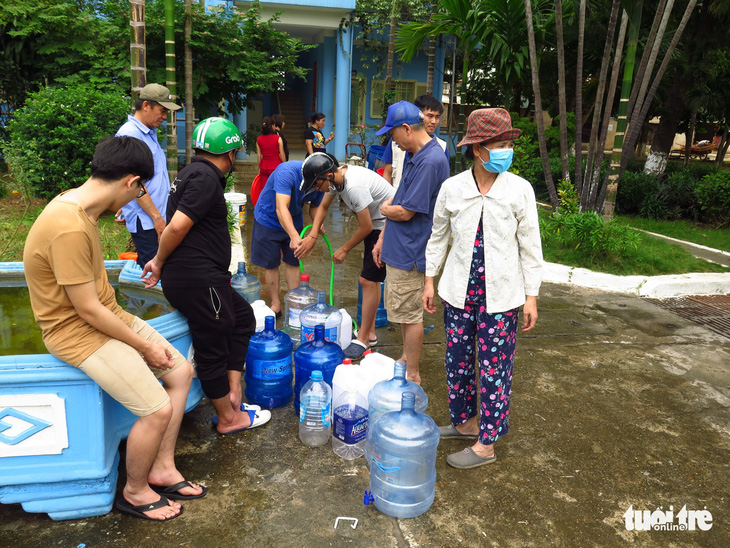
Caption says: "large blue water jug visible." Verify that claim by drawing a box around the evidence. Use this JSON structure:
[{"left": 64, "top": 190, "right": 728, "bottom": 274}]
[
  {"left": 369, "top": 392, "right": 440, "bottom": 518},
  {"left": 356, "top": 280, "right": 388, "bottom": 328},
  {"left": 231, "top": 261, "right": 261, "bottom": 303},
  {"left": 244, "top": 315, "right": 294, "bottom": 408},
  {"left": 300, "top": 290, "right": 341, "bottom": 345},
  {"left": 365, "top": 361, "right": 428, "bottom": 463},
  {"left": 293, "top": 324, "right": 344, "bottom": 413}
]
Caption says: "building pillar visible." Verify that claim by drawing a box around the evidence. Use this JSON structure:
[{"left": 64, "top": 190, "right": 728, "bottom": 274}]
[
  {"left": 234, "top": 109, "right": 247, "bottom": 160},
  {"left": 334, "top": 26, "right": 353, "bottom": 160},
  {"left": 320, "top": 36, "right": 336, "bottom": 154}
]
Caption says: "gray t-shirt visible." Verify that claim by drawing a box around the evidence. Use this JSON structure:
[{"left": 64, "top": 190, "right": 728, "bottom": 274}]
[{"left": 334, "top": 165, "right": 395, "bottom": 231}]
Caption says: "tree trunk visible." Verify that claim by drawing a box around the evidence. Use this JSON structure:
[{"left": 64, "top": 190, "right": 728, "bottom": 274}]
[
  {"left": 715, "top": 128, "right": 729, "bottom": 166},
  {"left": 683, "top": 108, "right": 696, "bottom": 167},
  {"left": 554, "top": 0, "right": 570, "bottom": 182},
  {"left": 586, "top": 11, "right": 628, "bottom": 212},
  {"left": 184, "top": 0, "right": 193, "bottom": 164},
  {"left": 164, "top": 0, "right": 177, "bottom": 182},
  {"left": 643, "top": 76, "right": 686, "bottom": 175},
  {"left": 601, "top": 0, "right": 643, "bottom": 220},
  {"left": 129, "top": 0, "right": 146, "bottom": 101},
  {"left": 523, "top": 0, "right": 558, "bottom": 210},
  {"left": 581, "top": 0, "right": 621, "bottom": 210},
  {"left": 573, "top": 0, "right": 586, "bottom": 193},
  {"left": 426, "top": 36, "right": 435, "bottom": 94}
]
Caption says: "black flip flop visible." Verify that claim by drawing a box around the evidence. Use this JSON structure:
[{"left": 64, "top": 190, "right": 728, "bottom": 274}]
[
  {"left": 115, "top": 495, "right": 183, "bottom": 521},
  {"left": 150, "top": 480, "right": 208, "bottom": 501}
]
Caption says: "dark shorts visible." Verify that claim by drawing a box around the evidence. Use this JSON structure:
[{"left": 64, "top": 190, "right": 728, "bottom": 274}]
[
  {"left": 361, "top": 229, "right": 386, "bottom": 283},
  {"left": 132, "top": 218, "right": 159, "bottom": 267},
  {"left": 250, "top": 217, "right": 299, "bottom": 269}
]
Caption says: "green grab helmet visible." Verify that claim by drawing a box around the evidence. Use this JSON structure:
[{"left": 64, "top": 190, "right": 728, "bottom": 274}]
[{"left": 191, "top": 117, "right": 242, "bottom": 154}]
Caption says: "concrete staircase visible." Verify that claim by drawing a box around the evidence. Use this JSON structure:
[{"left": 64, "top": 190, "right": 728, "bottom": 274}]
[{"left": 274, "top": 91, "right": 307, "bottom": 155}]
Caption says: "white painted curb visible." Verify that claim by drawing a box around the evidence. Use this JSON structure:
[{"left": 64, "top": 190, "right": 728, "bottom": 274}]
[{"left": 543, "top": 262, "right": 730, "bottom": 297}]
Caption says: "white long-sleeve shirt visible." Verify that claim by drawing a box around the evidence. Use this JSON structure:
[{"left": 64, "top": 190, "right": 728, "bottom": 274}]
[{"left": 425, "top": 168, "right": 544, "bottom": 312}]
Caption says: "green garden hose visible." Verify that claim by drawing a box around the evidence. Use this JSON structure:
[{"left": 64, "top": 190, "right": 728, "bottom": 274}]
[{"left": 299, "top": 224, "right": 335, "bottom": 306}]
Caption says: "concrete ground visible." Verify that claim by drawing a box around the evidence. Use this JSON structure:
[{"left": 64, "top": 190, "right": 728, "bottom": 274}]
[{"left": 1, "top": 199, "right": 728, "bottom": 547}]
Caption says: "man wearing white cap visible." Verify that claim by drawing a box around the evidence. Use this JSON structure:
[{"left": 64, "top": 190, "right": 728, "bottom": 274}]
[
  {"left": 116, "top": 84, "right": 182, "bottom": 267},
  {"left": 372, "top": 101, "right": 450, "bottom": 384}
]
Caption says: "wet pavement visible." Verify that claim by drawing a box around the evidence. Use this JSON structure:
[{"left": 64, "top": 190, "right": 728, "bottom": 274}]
[{"left": 1, "top": 198, "right": 729, "bottom": 547}]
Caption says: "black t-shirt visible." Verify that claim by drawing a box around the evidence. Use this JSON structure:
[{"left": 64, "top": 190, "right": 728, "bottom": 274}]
[
  {"left": 161, "top": 157, "right": 232, "bottom": 288},
  {"left": 305, "top": 126, "right": 326, "bottom": 156},
  {"left": 275, "top": 129, "right": 289, "bottom": 161}
]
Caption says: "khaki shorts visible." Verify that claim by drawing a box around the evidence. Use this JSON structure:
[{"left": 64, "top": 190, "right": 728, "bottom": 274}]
[
  {"left": 77, "top": 317, "right": 187, "bottom": 417},
  {"left": 384, "top": 265, "right": 424, "bottom": 324}
]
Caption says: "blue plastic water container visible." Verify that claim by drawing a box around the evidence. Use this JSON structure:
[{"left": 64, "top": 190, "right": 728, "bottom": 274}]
[
  {"left": 366, "top": 144, "right": 387, "bottom": 171},
  {"left": 293, "top": 324, "right": 344, "bottom": 413},
  {"left": 231, "top": 261, "right": 261, "bottom": 303},
  {"left": 369, "top": 392, "right": 440, "bottom": 518},
  {"left": 244, "top": 315, "right": 294, "bottom": 408},
  {"left": 356, "top": 280, "right": 388, "bottom": 328},
  {"left": 365, "top": 361, "right": 428, "bottom": 463}
]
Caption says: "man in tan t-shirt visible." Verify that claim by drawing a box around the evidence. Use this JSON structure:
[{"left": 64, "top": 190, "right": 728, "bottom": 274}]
[{"left": 23, "top": 136, "right": 203, "bottom": 521}]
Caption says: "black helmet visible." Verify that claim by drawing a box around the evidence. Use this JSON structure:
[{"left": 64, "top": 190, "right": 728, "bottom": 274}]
[{"left": 300, "top": 152, "right": 339, "bottom": 193}]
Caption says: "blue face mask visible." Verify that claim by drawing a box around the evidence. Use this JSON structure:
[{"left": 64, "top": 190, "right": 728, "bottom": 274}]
[{"left": 481, "top": 148, "right": 514, "bottom": 173}]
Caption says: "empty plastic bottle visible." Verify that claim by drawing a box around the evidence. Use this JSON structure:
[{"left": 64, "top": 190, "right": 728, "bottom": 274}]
[
  {"left": 299, "top": 291, "right": 341, "bottom": 345},
  {"left": 284, "top": 274, "right": 318, "bottom": 345},
  {"left": 332, "top": 376, "right": 368, "bottom": 460},
  {"left": 293, "top": 324, "right": 344, "bottom": 411},
  {"left": 365, "top": 361, "right": 428, "bottom": 463},
  {"left": 299, "top": 370, "right": 332, "bottom": 447},
  {"left": 244, "top": 315, "right": 293, "bottom": 408},
  {"left": 231, "top": 261, "right": 261, "bottom": 303},
  {"left": 369, "top": 392, "right": 440, "bottom": 518}
]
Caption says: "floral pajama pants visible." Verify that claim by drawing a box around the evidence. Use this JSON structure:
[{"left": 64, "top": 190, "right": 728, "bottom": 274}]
[{"left": 443, "top": 301, "right": 519, "bottom": 445}]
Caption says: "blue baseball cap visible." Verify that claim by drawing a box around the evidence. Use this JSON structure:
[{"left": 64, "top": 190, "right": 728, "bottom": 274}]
[{"left": 376, "top": 101, "right": 423, "bottom": 135}]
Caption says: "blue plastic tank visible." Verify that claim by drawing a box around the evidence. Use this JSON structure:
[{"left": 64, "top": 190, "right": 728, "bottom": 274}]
[
  {"left": 356, "top": 280, "right": 388, "bottom": 328},
  {"left": 231, "top": 261, "right": 261, "bottom": 303},
  {"left": 300, "top": 290, "right": 341, "bottom": 344},
  {"left": 244, "top": 315, "right": 294, "bottom": 408},
  {"left": 365, "top": 361, "right": 428, "bottom": 463},
  {"left": 369, "top": 392, "right": 440, "bottom": 518},
  {"left": 293, "top": 324, "right": 344, "bottom": 413}
]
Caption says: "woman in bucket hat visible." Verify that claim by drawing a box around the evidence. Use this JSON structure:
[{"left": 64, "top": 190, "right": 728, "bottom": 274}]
[{"left": 422, "top": 108, "right": 544, "bottom": 469}]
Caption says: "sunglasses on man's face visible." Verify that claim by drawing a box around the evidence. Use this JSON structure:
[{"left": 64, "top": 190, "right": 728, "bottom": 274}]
[{"left": 136, "top": 179, "right": 147, "bottom": 199}]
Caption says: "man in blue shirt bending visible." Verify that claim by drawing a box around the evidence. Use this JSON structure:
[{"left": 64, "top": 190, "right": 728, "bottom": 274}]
[
  {"left": 116, "top": 84, "right": 181, "bottom": 267},
  {"left": 373, "top": 101, "right": 450, "bottom": 385},
  {"left": 251, "top": 161, "right": 324, "bottom": 316}
]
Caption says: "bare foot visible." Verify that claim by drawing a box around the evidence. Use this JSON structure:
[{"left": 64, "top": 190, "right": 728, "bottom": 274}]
[
  {"left": 122, "top": 487, "right": 182, "bottom": 520},
  {"left": 216, "top": 408, "right": 252, "bottom": 434},
  {"left": 406, "top": 372, "right": 421, "bottom": 385}
]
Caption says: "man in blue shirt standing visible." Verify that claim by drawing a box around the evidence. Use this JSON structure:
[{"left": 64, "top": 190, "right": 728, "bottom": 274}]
[
  {"left": 373, "top": 101, "right": 450, "bottom": 385},
  {"left": 116, "top": 84, "right": 181, "bottom": 267},
  {"left": 251, "top": 161, "right": 324, "bottom": 316}
]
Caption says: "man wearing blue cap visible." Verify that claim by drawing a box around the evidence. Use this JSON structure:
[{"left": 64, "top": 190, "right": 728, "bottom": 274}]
[{"left": 372, "top": 101, "right": 450, "bottom": 384}]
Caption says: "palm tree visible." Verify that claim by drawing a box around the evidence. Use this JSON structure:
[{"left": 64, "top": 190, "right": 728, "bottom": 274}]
[
  {"left": 184, "top": 0, "right": 193, "bottom": 164},
  {"left": 164, "top": 0, "right": 177, "bottom": 181},
  {"left": 129, "top": 0, "right": 146, "bottom": 101},
  {"left": 523, "top": 0, "right": 559, "bottom": 210},
  {"left": 573, "top": 0, "right": 586, "bottom": 192},
  {"left": 554, "top": 0, "right": 570, "bottom": 182}
]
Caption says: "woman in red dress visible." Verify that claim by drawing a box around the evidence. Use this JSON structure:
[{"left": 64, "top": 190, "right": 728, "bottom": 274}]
[{"left": 251, "top": 117, "right": 285, "bottom": 206}]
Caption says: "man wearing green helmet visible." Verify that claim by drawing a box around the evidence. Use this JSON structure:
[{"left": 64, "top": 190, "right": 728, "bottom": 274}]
[{"left": 143, "top": 117, "right": 271, "bottom": 436}]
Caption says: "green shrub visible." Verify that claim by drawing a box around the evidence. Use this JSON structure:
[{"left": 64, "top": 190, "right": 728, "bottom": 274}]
[
  {"left": 512, "top": 134, "right": 541, "bottom": 184},
  {"left": 664, "top": 170, "right": 700, "bottom": 220},
  {"left": 5, "top": 84, "right": 130, "bottom": 199},
  {"left": 695, "top": 171, "right": 730, "bottom": 225},
  {"left": 616, "top": 171, "right": 661, "bottom": 216}
]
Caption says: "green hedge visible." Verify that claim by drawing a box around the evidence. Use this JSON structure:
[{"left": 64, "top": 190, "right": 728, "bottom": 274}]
[
  {"left": 695, "top": 171, "right": 730, "bottom": 225},
  {"left": 5, "top": 85, "right": 130, "bottom": 199}
]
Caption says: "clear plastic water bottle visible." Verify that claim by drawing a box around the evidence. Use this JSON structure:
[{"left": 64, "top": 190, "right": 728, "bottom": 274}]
[
  {"left": 300, "top": 290, "right": 341, "bottom": 345},
  {"left": 369, "top": 392, "right": 440, "bottom": 518},
  {"left": 230, "top": 261, "right": 261, "bottom": 303},
  {"left": 365, "top": 361, "right": 428, "bottom": 463},
  {"left": 299, "top": 370, "right": 332, "bottom": 447},
  {"left": 284, "top": 274, "right": 318, "bottom": 345},
  {"left": 332, "top": 377, "right": 368, "bottom": 460}
]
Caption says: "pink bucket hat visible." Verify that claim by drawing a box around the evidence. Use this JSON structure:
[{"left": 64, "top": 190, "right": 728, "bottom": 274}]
[{"left": 457, "top": 108, "right": 521, "bottom": 147}]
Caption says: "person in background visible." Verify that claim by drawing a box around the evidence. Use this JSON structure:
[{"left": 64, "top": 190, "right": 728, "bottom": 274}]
[
  {"left": 143, "top": 117, "right": 271, "bottom": 437},
  {"left": 296, "top": 153, "right": 395, "bottom": 359},
  {"left": 115, "top": 83, "right": 181, "bottom": 267},
  {"left": 250, "top": 160, "right": 325, "bottom": 316},
  {"left": 381, "top": 95, "right": 449, "bottom": 190},
  {"left": 251, "top": 117, "right": 285, "bottom": 206},
  {"left": 305, "top": 112, "right": 333, "bottom": 157},
  {"left": 372, "top": 101, "right": 450, "bottom": 384},
  {"left": 272, "top": 113, "right": 289, "bottom": 161},
  {"left": 422, "top": 108, "right": 543, "bottom": 469},
  {"left": 24, "top": 136, "right": 203, "bottom": 521}
]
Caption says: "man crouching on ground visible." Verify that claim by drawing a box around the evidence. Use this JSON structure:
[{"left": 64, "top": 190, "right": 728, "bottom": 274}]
[{"left": 23, "top": 136, "right": 204, "bottom": 521}]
